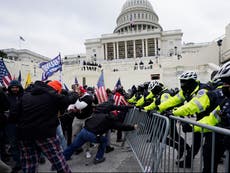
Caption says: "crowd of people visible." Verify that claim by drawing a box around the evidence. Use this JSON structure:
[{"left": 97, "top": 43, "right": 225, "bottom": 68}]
[{"left": 0, "top": 61, "right": 230, "bottom": 173}]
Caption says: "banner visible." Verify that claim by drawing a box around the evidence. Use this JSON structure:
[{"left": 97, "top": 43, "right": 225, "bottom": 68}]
[{"left": 39, "top": 54, "right": 62, "bottom": 81}]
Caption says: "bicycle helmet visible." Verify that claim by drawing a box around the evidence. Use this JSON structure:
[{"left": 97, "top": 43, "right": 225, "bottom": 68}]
[
  {"left": 179, "top": 71, "right": 197, "bottom": 80},
  {"left": 217, "top": 61, "right": 230, "bottom": 83},
  {"left": 148, "top": 81, "right": 159, "bottom": 91},
  {"left": 148, "top": 81, "right": 163, "bottom": 95}
]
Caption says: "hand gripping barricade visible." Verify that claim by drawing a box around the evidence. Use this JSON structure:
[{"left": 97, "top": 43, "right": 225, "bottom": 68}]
[{"left": 122, "top": 107, "right": 170, "bottom": 172}]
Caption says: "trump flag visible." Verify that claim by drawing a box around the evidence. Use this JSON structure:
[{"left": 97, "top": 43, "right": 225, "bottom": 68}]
[{"left": 39, "top": 54, "right": 62, "bottom": 81}]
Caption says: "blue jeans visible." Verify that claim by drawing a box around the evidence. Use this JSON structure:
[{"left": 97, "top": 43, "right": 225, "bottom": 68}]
[
  {"left": 56, "top": 124, "right": 67, "bottom": 150},
  {"left": 63, "top": 128, "right": 107, "bottom": 160}
]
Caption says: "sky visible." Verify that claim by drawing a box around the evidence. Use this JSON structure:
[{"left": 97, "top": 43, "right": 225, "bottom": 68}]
[{"left": 0, "top": 0, "right": 229, "bottom": 58}]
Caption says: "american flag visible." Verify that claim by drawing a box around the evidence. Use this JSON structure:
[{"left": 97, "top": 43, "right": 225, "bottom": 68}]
[
  {"left": 0, "top": 59, "right": 12, "bottom": 87},
  {"left": 95, "top": 71, "right": 108, "bottom": 104},
  {"left": 114, "top": 92, "right": 128, "bottom": 106}
]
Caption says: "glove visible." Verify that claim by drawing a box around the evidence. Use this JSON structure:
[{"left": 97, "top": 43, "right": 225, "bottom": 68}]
[
  {"left": 163, "top": 110, "right": 172, "bottom": 117},
  {"left": 138, "top": 107, "right": 143, "bottom": 112},
  {"left": 146, "top": 110, "right": 153, "bottom": 118},
  {"left": 182, "top": 123, "right": 193, "bottom": 133}
]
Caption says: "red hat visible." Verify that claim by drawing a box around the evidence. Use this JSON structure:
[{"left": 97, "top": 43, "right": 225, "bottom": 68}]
[
  {"left": 79, "top": 86, "right": 86, "bottom": 93},
  {"left": 48, "top": 80, "right": 62, "bottom": 93}
]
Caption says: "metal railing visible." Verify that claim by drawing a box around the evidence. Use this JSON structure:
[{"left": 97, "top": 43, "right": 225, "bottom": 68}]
[
  {"left": 123, "top": 109, "right": 230, "bottom": 173},
  {"left": 161, "top": 115, "right": 230, "bottom": 173},
  {"left": 123, "top": 108, "right": 170, "bottom": 172}
]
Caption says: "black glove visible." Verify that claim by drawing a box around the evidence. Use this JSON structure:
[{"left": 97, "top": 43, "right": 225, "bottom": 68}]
[
  {"left": 163, "top": 110, "right": 172, "bottom": 117},
  {"left": 138, "top": 107, "right": 143, "bottom": 112},
  {"left": 182, "top": 123, "right": 193, "bottom": 133}
]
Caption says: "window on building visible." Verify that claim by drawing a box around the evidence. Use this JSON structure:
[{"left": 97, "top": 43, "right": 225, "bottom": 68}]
[{"left": 151, "top": 74, "right": 160, "bottom": 80}]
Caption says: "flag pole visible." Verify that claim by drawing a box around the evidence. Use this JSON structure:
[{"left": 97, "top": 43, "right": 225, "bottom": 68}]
[{"left": 59, "top": 52, "right": 63, "bottom": 83}]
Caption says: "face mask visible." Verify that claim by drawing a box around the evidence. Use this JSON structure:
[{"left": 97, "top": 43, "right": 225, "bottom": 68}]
[{"left": 222, "top": 86, "right": 230, "bottom": 97}]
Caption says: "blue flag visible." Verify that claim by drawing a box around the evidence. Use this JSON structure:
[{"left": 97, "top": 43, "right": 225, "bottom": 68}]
[
  {"left": 39, "top": 54, "right": 62, "bottom": 81},
  {"left": 114, "top": 78, "right": 121, "bottom": 90},
  {"left": 74, "top": 76, "right": 78, "bottom": 85}
]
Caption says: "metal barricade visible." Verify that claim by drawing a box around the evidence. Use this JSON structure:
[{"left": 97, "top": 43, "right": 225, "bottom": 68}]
[
  {"left": 123, "top": 108, "right": 170, "bottom": 172},
  {"left": 160, "top": 115, "right": 230, "bottom": 173}
]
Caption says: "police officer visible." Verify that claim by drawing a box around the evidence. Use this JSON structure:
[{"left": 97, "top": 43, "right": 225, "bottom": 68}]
[
  {"left": 144, "top": 81, "right": 172, "bottom": 111},
  {"left": 192, "top": 61, "right": 230, "bottom": 173},
  {"left": 157, "top": 71, "right": 211, "bottom": 167}
]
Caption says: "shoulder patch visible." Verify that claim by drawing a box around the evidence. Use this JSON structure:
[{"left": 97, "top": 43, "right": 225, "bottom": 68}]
[{"left": 197, "top": 89, "right": 206, "bottom": 97}]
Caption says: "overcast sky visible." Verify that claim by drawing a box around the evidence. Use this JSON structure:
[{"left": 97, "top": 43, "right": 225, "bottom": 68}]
[{"left": 0, "top": 0, "right": 229, "bottom": 58}]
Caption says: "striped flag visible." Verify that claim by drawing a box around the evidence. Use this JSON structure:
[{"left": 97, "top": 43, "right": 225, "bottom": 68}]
[
  {"left": 114, "top": 91, "right": 128, "bottom": 106},
  {"left": 0, "top": 59, "right": 12, "bottom": 87},
  {"left": 95, "top": 71, "right": 108, "bottom": 104}
]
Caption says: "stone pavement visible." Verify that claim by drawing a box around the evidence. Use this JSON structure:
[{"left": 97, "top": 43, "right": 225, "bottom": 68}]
[{"left": 38, "top": 132, "right": 142, "bottom": 172}]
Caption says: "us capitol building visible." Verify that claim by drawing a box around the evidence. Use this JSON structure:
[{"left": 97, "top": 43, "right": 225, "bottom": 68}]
[{"left": 1, "top": 0, "right": 230, "bottom": 89}]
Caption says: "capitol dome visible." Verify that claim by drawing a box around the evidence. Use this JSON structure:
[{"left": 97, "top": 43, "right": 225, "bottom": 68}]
[{"left": 114, "top": 0, "right": 162, "bottom": 33}]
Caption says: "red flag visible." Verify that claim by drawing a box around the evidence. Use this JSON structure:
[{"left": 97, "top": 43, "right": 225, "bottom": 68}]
[{"left": 95, "top": 71, "right": 108, "bottom": 104}]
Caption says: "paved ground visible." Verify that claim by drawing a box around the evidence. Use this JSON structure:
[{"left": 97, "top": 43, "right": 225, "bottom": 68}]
[{"left": 38, "top": 132, "right": 142, "bottom": 172}]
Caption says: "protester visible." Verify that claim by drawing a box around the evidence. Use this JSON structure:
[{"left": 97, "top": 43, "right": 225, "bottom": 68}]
[
  {"left": 64, "top": 100, "right": 137, "bottom": 164},
  {"left": 157, "top": 71, "right": 211, "bottom": 168},
  {"left": 191, "top": 61, "right": 230, "bottom": 172},
  {"left": 6, "top": 80, "right": 24, "bottom": 172},
  {"left": 16, "top": 80, "right": 78, "bottom": 173},
  {"left": 0, "top": 86, "right": 11, "bottom": 173},
  {"left": 68, "top": 85, "right": 94, "bottom": 158},
  {"left": 113, "top": 85, "right": 129, "bottom": 142}
]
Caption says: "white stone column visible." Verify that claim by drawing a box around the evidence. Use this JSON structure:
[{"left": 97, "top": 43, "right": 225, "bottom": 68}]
[
  {"left": 105, "top": 43, "right": 108, "bottom": 60},
  {"left": 145, "top": 39, "right": 148, "bottom": 57},
  {"left": 133, "top": 40, "right": 136, "bottom": 58},
  {"left": 154, "top": 38, "right": 157, "bottom": 56},
  {"left": 116, "top": 42, "right": 119, "bottom": 59},
  {"left": 142, "top": 39, "right": 145, "bottom": 57},
  {"left": 113, "top": 42, "right": 116, "bottom": 60},
  {"left": 157, "top": 38, "right": 161, "bottom": 56},
  {"left": 125, "top": 41, "right": 127, "bottom": 59}
]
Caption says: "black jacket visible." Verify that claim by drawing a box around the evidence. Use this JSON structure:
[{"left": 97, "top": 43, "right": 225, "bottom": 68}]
[
  {"left": 0, "top": 88, "right": 9, "bottom": 128},
  {"left": 84, "top": 101, "right": 135, "bottom": 135},
  {"left": 16, "top": 81, "right": 78, "bottom": 140},
  {"left": 7, "top": 80, "right": 24, "bottom": 123}
]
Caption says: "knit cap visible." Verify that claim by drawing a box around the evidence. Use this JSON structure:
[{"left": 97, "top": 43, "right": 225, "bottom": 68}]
[{"left": 47, "top": 80, "right": 62, "bottom": 93}]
